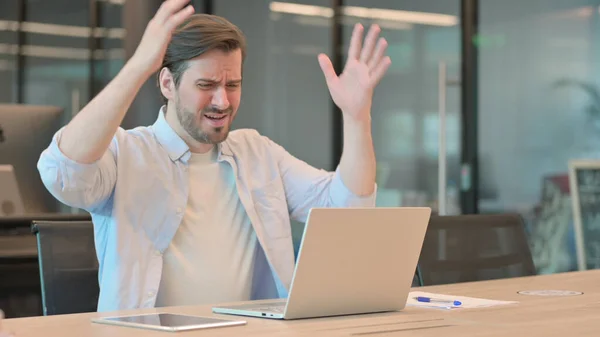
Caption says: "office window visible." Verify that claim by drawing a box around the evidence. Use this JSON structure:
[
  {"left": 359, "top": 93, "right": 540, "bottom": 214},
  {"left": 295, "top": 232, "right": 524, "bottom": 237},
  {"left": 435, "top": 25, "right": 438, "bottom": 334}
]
[
  {"left": 22, "top": 0, "right": 91, "bottom": 126},
  {"left": 95, "top": 0, "right": 125, "bottom": 95},
  {"left": 0, "top": 1, "right": 19, "bottom": 103}
]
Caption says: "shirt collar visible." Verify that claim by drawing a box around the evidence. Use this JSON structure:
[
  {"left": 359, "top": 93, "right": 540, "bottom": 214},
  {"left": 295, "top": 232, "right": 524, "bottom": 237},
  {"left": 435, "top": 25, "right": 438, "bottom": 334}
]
[{"left": 151, "top": 106, "right": 233, "bottom": 162}]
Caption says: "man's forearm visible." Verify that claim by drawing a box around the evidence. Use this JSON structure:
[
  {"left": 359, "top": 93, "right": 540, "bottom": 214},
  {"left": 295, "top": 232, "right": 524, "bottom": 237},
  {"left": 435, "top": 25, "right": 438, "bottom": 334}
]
[
  {"left": 58, "top": 61, "right": 150, "bottom": 164},
  {"left": 338, "top": 113, "right": 376, "bottom": 196}
]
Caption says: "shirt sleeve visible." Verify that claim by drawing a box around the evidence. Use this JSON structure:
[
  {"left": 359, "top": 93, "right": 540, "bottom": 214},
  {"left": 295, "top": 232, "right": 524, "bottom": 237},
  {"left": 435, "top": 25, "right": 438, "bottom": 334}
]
[
  {"left": 37, "top": 127, "right": 118, "bottom": 212},
  {"left": 264, "top": 136, "right": 377, "bottom": 223}
]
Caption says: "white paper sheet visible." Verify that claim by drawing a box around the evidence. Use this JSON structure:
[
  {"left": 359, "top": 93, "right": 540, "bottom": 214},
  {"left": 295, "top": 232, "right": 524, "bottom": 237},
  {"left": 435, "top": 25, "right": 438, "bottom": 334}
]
[{"left": 407, "top": 291, "right": 519, "bottom": 310}]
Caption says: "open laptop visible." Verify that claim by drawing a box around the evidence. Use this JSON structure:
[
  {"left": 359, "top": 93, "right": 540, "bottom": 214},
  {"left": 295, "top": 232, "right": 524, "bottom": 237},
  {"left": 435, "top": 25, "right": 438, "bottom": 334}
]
[{"left": 212, "top": 207, "right": 431, "bottom": 320}]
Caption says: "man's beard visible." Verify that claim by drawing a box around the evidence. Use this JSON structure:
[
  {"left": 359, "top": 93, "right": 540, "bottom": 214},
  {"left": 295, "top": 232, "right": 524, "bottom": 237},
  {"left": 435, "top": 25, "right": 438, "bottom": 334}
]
[{"left": 175, "top": 99, "right": 233, "bottom": 145}]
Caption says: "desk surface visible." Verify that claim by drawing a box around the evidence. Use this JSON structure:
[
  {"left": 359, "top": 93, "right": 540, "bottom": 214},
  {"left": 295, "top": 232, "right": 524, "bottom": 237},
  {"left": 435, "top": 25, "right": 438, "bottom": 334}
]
[{"left": 4, "top": 270, "right": 600, "bottom": 336}]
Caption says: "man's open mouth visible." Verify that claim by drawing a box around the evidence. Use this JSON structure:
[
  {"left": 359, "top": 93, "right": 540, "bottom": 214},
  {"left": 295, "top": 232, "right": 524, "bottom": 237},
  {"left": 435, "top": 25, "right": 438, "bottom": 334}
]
[{"left": 204, "top": 114, "right": 227, "bottom": 120}]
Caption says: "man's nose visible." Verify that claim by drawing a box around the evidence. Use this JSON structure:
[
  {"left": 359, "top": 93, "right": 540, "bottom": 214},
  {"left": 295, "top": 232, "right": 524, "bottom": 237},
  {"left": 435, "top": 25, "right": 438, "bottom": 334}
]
[{"left": 212, "top": 87, "right": 229, "bottom": 110}]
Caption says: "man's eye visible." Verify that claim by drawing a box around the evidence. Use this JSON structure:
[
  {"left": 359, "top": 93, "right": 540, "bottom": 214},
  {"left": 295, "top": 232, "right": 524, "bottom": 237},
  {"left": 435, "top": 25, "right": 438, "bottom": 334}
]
[{"left": 197, "top": 83, "right": 212, "bottom": 88}]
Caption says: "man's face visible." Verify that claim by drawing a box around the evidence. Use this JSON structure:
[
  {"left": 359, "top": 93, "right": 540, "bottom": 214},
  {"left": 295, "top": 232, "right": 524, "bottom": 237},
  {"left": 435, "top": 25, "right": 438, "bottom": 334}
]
[{"left": 170, "top": 49, "right": 242, "bottom": 145}]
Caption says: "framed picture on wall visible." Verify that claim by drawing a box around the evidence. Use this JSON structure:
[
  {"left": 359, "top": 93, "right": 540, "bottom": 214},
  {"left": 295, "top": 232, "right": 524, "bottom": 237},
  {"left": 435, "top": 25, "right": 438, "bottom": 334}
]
[{"left": 568, "top": 160, "right": 600, "bottom": 271}]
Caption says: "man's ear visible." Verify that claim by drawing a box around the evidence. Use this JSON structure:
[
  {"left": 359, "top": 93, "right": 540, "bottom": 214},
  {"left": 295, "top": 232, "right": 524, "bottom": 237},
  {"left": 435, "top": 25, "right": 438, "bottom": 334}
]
[{"left": 159, "top": 67, "right": 175, "bottom": 101}]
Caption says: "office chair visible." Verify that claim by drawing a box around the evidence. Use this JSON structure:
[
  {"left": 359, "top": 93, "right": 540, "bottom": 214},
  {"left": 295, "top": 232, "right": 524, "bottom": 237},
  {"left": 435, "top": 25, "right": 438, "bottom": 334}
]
[
  {"left": 0, "top": 256, "right": 42, "bottom": 318},
  {"left": 417, "top": 213, "right": 536, "bottom": 286},
  {"left": 412, "top": 266, "right": 424, "bottom": 287},
  {"left": 31, "top": 220, "right": 99, "bottom": 315}
]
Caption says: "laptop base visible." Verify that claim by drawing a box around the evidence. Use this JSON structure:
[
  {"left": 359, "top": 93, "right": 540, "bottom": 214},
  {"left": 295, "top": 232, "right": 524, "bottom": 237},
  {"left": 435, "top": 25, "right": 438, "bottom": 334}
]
[{"left": 213, "top": 300, "right": 286, "bottom": 319}]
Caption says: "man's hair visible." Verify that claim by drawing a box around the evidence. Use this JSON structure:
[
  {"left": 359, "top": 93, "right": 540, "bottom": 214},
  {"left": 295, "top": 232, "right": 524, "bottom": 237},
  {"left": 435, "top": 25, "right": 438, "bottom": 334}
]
[{"left": 159, "top": 14, "right": 247, "bottom": 104}]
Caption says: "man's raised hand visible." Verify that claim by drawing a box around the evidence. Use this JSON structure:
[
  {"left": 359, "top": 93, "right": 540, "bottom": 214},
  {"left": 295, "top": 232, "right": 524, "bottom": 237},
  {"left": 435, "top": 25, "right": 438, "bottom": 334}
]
[
  {"left": 131, "top": 0, "right": 195, "bottom": 75},
  {"left": 318, "top": 23, "right": 391, "bottom": 123}
]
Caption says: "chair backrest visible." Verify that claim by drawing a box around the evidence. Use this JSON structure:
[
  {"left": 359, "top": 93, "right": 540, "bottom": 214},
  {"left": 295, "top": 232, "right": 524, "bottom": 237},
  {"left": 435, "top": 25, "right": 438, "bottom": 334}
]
[
  {"left": 31, "top": 220, "right": 98, "bottom": 315},
  {"left": 417, "top": 213, "right": 536, "bottom": 286},
  {"left": 411, "top": 267, "right": 423, "bottom": 287}
]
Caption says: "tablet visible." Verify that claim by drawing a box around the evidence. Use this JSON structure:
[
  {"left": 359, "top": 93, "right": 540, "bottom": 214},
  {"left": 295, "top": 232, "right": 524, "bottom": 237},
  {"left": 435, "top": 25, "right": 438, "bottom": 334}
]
[{"left": 91, "top": 313, "right": 247, "bottom": 332}]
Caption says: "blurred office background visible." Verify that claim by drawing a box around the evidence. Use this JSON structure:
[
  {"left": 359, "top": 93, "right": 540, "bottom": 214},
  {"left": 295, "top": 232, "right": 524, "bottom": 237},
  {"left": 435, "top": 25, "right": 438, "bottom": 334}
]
[{"left": 2, "top": 0, "right": 600, "bottom": 316}]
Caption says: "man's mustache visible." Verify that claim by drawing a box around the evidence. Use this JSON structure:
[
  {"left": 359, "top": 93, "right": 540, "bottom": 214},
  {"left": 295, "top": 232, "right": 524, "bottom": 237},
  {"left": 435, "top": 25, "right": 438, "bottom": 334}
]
[{"left": 202, "top": 107, "right": 233, "bottom": 115}]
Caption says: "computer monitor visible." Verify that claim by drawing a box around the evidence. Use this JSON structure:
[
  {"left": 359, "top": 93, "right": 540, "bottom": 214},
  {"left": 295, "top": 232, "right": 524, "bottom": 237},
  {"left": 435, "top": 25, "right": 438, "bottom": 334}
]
[{"left": 0, "top": 104, "right": 63, "bottom": 214}]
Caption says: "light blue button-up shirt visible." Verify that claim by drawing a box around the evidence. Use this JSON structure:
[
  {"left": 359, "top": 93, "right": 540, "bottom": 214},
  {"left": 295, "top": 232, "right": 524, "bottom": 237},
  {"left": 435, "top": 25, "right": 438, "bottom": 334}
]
[{"left": 37, "top": 107, "right": 376, "bottom": 312}]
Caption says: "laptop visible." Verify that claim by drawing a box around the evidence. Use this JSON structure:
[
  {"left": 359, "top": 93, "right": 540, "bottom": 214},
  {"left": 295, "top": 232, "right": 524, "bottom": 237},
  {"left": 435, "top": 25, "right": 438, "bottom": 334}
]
[{"left": 212, "top": 207, "right": 431, "bottom": 320}]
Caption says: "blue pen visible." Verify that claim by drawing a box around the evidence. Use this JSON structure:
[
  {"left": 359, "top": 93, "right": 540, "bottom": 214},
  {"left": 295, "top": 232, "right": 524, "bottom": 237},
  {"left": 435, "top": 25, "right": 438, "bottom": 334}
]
[{"left": 415, "top": 296, "right": 462, "bottom": 306}]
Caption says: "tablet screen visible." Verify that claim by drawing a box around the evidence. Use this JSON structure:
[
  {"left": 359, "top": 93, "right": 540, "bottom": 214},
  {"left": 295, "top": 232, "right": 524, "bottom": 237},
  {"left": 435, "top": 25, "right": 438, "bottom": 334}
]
[{"left": 102, "top": 313, "right": 242, "bottom": 328}]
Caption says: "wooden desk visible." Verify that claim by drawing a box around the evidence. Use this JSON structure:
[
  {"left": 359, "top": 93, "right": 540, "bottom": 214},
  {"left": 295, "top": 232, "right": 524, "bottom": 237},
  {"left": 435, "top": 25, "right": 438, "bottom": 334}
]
[{"left": 4, "top": 270, "right": 599, "bottom": 336}]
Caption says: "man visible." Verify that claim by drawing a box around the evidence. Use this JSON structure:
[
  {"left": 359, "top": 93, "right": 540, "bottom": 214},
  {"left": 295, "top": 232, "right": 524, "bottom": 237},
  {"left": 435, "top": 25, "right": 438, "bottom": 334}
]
[{"left": 36, "top": 0, "right": 390, "bottom": 312}]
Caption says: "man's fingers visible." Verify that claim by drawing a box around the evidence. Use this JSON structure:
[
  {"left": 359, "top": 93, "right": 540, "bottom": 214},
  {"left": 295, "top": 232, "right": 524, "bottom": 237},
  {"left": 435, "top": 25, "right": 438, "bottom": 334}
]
[
  {"left": 369, "top": 56, "right": 392, "bottom": 87},
  {"left": 359, "top": 24, "right": 381, "bottom": 64},
  {"left": 166, "top": 4, "right": 195, "bottom": 30},
  {"left": 318, "top": 54, "right": 337, "bottom": 85},
  {"left": 346, "top": 23, "right": 363, "bottom": 64},
  {"left": 155, "top": 0, "right": 192, "bottom": 24},
  {"left": 368, "top": 37, "right": 388, "bottom": 71}
]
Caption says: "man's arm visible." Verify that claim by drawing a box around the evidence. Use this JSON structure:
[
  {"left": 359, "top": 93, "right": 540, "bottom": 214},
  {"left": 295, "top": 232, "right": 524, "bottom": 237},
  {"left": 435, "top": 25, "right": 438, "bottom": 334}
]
[
  {"left": 264, "top": 136, "right": 376, "bottom": 223},
  {"left": 317, "top": 23, "right": 391, "bottom": 197},
  {"left": 38, "top": 58, "right": 152, "bottom": 211},
  {"left": 58, "top": 61, "right": 149, "bottom": 164},
  {"left": 338, "top": 117, "right": 376, "bottom": 196},
  {"left": 37, "top": 0, "right": 194, "bottom": 211},
  {"left": 59, "top": 0, "right": 194, "bottom": 164}
]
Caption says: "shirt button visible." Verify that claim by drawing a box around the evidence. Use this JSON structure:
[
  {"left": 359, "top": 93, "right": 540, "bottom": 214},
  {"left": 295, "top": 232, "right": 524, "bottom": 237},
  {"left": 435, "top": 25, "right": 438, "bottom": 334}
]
[
  {"left": 176, "top": 207, "right": 183, "bottom": 214},
  {"left": 154, "top": 250, "right": 162, "bottom": 256},
  {"left": 148, "top": 291, "right": 155, "bottom": 297}
]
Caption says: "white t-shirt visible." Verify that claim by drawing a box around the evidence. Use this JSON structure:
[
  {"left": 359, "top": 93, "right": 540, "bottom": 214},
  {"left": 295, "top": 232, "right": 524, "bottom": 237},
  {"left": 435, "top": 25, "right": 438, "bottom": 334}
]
[{"left": 155, "top": 147, "right": 277, "bottom": 307}]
